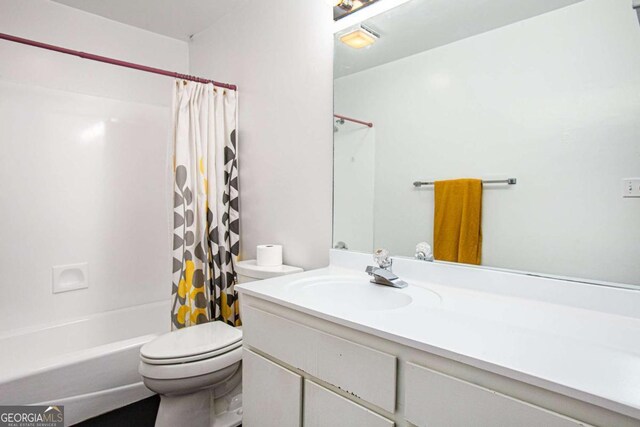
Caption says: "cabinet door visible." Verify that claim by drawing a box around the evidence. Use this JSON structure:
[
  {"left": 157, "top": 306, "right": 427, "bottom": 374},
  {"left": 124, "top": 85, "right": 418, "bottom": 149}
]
[
  {"left": 304, "top": 380, "right": 394, "bottom": 427},
  {"left": 243, "top": 305, "right": 397, "bottom": 412},
  {"left": 243, "top": 349, "right": 302, "bottom": 427},
  {"left": 405, "top": 363, "right": 592, "bottom": 427}
]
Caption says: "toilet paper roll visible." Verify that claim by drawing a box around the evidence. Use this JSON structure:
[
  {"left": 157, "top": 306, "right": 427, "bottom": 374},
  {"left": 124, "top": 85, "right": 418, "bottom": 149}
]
[{"left": 256, "top": 244, "right": 283, "bottom": 267}]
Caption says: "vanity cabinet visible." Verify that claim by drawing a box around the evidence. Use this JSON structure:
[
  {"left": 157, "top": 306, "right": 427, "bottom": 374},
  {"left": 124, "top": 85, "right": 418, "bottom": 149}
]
[
  {"left": 405, "top": 363, "right": 591, "bottom": 427},
  {"left": 240, "top": 297, "right": 639, "bottom": 427},
  {"left": 243, "top": 349, "right": 302, "bottom": 427},
  {"left": 242, "top": 304, "right": 397, "bottom": 413},
  {"left": 304, "top": 380, "right": 394, "bottom": 427},
  {"left": 243, "top": 347, "right": 395, "bottom": 427}
]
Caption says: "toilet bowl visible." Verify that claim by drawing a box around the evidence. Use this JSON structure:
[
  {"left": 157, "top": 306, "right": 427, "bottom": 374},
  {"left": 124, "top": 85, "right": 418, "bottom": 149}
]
[{"left": 139, "top": 321, "right": 243, "bottom": 427}]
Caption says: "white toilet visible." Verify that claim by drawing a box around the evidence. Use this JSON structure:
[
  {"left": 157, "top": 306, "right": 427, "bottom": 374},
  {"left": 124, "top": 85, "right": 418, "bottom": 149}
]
[
  {"left": 139, "top": 260, "right": 302, "bottom": 427},
  {"left": 235, "top": 259, "right": 303, "bottom": 284},
  {"left": 139, "top": 321, "right": 243, "bottom": 427}
]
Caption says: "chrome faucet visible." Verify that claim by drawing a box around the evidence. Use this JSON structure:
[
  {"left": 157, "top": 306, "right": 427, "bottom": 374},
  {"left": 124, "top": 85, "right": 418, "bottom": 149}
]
[{"left": 365, "top": 249, "right": 408, "bottom": 289}]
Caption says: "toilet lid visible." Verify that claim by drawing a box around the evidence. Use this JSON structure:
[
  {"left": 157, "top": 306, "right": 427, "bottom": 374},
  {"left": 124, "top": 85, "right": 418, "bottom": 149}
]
[{"left": 141, "top": 321, "right": 242, "bottom": 364}]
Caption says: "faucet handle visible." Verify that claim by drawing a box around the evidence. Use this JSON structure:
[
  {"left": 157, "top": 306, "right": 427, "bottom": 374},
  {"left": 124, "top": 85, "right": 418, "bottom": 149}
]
[
  {"left": 373, "top": 248, "right": 392, "bottom": 269},
  {"left": 415, "top": 242, "right": 434, "bottom": 261}
]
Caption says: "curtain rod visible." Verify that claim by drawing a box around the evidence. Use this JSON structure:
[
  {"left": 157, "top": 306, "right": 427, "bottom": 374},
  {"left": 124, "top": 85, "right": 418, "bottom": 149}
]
[
  {"left": 334, "top": 114, "right": 373, "bottom": 128},
  {"left": 0, "top": 32, "right": 237, "bottom": 91}
]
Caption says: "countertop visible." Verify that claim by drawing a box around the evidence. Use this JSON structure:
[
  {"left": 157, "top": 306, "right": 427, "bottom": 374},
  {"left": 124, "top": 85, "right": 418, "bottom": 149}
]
[{"left": 236, "top": 260, "right": 640, "bottom": 420}]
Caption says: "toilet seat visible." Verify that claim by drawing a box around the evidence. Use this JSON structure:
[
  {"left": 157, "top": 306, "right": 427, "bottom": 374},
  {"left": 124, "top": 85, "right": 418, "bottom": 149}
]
[
  {"left": 139, "top": 321, "right": 243, "bottom": 380},
  {"left": 139, "top": 345, "right": 243, "bottom": 380},
  {"left": 141, "top": 340, "right": 242, "bottom": 365},
  {"left": 140, "top": 320, "right": 242, "bottom": 364}
]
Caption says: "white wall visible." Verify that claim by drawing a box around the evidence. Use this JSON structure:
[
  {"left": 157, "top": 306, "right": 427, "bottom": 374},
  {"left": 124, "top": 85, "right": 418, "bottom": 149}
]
[
  {"left": 334, "top": 0, "right": 640, "bottom": 285},
  {"left": 189, "top": 0, "right": 334, "bottom": 271},
  {"left": 333, "top": 124, "right": 375, "bottom": 251},
  {"left": 0, "top": 0, "right": 189, "bottom": 332}
]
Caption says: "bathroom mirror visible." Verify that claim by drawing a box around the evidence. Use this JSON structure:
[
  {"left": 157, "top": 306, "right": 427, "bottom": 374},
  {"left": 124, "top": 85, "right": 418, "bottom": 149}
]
[{"left": 333, "top": 0, "right": 640, "bottom": 288}]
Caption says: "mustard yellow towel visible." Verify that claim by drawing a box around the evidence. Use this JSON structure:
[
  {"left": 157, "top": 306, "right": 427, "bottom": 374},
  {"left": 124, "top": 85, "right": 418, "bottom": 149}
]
[{"left": 433, "top": 179, "right": 482, "bottom": 265}]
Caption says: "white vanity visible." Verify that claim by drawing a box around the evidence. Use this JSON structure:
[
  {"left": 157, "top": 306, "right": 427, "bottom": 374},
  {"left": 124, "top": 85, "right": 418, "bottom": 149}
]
[{"left": 236, "top": 250, "right": 640, "bottom": 427}]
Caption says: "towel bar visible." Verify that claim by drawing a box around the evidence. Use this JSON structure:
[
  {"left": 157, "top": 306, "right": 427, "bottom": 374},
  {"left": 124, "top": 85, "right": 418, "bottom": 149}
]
[{"left": 413, "top": 178, "right": 517, "bottom": 187}]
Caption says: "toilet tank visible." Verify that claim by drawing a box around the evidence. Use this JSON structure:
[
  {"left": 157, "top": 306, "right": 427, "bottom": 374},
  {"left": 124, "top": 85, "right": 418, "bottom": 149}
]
[{"left": 235, "top": 260, "right": 303, "bottom": 284}]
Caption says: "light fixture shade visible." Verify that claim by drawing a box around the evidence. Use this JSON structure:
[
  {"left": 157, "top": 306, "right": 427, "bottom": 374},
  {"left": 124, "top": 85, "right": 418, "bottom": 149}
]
[{"left": 339, "top": 27, "right": 378, "bottom": 49}]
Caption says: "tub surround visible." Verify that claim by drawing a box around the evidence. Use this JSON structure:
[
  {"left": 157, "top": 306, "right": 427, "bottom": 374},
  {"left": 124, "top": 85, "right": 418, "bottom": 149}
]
[
  {"left": 237, "top": 250, "right": 640, "bottom": 426},
  {"left": 0, "top": 0, "right": 187, "bottom": 335}
]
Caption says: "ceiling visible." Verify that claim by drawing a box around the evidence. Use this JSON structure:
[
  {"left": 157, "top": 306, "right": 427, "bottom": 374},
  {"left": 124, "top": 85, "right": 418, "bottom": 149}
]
[
  {"left": 52, "top": 0, "right": 583, "bottom": 73},
  {"left": 335, "top": 0, "right": 583, "bottom": 78},
  {"left": 52, "top": 0, "right": 245, "bottom": 40}
]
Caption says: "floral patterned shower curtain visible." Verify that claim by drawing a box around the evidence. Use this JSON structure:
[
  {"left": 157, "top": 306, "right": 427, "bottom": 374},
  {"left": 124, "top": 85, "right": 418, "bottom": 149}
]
[{"left": 171, "top": 80, "right": 240, "bottom": 329}]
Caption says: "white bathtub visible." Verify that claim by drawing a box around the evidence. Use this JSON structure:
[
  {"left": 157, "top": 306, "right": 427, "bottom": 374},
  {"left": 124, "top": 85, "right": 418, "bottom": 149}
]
[{"left": 0, "top": 300, "right": 170, "bottom": 425}]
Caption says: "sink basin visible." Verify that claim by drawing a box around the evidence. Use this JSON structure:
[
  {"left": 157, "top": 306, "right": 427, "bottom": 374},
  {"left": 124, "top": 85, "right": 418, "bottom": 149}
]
[{"left": 286, "top": 275, "right": 438, "bottom": 312}]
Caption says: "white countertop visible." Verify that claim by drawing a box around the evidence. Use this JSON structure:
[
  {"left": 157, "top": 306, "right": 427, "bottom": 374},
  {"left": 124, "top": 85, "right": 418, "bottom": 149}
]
[{"left": 236, "top": 252, "right": 640, "bottom": 420}]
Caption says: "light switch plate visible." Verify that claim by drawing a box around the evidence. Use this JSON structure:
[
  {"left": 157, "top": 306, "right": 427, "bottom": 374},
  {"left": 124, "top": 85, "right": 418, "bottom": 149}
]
[{"left": 622, "top": 178, "right": 640, "bottom": 198}]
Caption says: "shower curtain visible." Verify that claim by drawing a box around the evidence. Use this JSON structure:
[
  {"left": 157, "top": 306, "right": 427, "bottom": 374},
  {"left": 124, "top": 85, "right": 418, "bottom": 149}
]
[{"left": 171, "top": 80, "right": 240, "bottom": 329}]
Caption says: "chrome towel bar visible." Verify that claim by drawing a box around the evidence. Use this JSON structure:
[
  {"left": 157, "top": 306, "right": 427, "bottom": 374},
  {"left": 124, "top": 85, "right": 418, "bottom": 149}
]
[{"left": 413, "top": 178, "right": 517, "bottom": 187}]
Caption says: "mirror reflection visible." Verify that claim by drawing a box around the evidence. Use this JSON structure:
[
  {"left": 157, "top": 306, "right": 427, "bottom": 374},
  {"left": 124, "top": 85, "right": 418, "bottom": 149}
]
[{"left": 333, "top": 0, "right": 640, "bottom": 287}]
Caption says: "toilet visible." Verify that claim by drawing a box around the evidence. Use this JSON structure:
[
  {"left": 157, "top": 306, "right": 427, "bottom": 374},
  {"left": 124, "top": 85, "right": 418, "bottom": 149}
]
[
  {"left": 235, "top": 259, "right": 303, "bottom": 284},
  {"left": 139, "top": 260, "right": 302, "bottom": 427},
  {"left": 139, "top": 321, "right": 243, "bottom": 427}
]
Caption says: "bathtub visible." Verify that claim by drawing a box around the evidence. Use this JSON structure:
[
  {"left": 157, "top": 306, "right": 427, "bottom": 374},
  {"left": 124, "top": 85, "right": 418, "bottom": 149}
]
[{"left": 0, "top": 300, "right": 170, "bottom": 425}]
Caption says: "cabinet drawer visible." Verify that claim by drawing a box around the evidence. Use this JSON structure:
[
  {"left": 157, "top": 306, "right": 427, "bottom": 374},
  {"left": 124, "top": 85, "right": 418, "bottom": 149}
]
[
  {"left": 243, "top": 349, "right": 302, "bottom": 427},
  {"left": 405, "top": 362, "right": 591, "bottom": 427},
  {"left": 304, "top": 380, "right": 395, "bottom": 427},
  {"left": 242, "top": 305, "right": 397, "bottom": 413}
]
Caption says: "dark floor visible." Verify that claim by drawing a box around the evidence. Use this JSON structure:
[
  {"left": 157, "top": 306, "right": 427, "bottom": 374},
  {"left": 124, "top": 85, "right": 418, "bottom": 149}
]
[{"left": 72, "top": 395, "right": 160, "bottom": 427}]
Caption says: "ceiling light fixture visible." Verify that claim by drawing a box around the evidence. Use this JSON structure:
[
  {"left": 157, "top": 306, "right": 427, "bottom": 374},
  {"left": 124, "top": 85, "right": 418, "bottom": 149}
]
[{"left": 339, "top": 26, "right": 379, "bottom": 49}]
